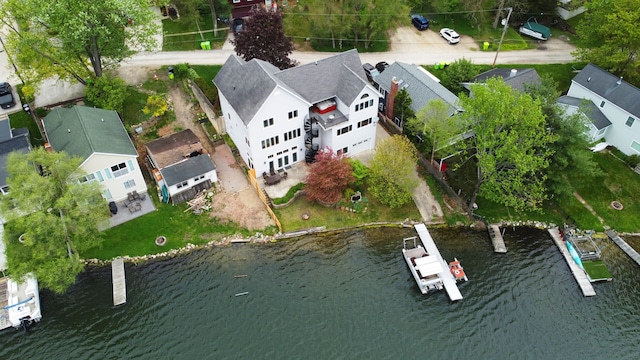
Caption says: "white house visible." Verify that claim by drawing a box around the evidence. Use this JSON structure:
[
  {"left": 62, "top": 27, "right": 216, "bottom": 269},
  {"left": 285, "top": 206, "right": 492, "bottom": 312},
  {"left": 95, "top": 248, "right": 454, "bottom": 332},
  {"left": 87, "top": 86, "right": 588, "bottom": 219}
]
[
  {"left": 42, "top": 106, "right": 147, "bottom": 202},
  {"left": 559, "top": 63, "right": 640, "bottom": 155},
  {"left": 213, "top": 49, "right": 378, "bottom": 175},
  {"left": 146, "top": 129, "right": 217, "bottom": 204}
]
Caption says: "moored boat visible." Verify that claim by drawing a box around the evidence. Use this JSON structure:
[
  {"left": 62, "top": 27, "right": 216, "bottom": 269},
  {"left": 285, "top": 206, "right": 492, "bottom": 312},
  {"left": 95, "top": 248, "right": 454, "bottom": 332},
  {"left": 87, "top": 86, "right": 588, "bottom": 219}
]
[
  {"left": 448, "top": 258, "right": 468, "bottom": 282},
  {"left": 1, "top": 274, "right": 42, "bottom": 331},
  {"left": 402, "top": 236, "right": 444, "bottom": 294}
]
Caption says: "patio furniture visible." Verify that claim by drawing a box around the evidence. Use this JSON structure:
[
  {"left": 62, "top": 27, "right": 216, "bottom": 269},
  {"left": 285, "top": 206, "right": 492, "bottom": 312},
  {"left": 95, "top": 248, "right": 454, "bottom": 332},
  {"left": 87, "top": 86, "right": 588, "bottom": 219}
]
[
  {"left": 127, "top": 203, "right": 136, "bottom": 213},
  {"left": 264, "top": 173, "right": 282, "bottom": 185},
  {"left": 135, "top": 201, "right": 142, "bottom": 211}
]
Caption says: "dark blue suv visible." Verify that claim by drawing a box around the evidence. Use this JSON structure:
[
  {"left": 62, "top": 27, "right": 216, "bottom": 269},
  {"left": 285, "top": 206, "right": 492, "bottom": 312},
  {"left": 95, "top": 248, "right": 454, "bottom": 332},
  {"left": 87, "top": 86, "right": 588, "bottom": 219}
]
[{"left": 411, "top": 14, "right": 429, "bottom": 31}]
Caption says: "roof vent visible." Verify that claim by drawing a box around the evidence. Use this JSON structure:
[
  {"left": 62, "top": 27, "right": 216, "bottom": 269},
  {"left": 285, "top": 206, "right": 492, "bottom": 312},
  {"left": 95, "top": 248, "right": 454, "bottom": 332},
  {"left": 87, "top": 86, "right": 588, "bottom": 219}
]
[
  {"left": 67, "top": 129, "right": 71, "bottom": 133},
  {"left": 101, "top": 118, "right": 104, "bottom": 122},
  {"left": 617, "top": 77, "right": 623, "bottom": 85},
  {"left": 329, "top": 115, "right": 335, "bottom": 120},
  {"left": 587, "top": 77, "right": 591, "bottom": 82},
  {"left": 510, "top": 69, "right": 517, "bottom": 78}
]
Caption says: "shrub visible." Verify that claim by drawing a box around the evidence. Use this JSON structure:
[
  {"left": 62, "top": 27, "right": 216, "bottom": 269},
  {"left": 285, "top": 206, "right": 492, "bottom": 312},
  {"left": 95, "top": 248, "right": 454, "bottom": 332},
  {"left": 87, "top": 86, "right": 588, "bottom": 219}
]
[
  {"left": 143, "top": 95, "right": 168, "bottom": 117},
  {"left": 625, "top": 154, "right": 640, "bottom": 168},
  {"left": 273, "top": 183, "right": 305, "bottom": 205}
]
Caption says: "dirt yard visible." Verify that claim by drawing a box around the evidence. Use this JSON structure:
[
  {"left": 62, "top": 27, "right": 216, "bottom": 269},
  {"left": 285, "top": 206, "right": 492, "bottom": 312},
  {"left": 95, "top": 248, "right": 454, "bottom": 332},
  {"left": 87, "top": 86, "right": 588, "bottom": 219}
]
[{"left": 116, "top": 66, "right": 275, "bottom": 232}]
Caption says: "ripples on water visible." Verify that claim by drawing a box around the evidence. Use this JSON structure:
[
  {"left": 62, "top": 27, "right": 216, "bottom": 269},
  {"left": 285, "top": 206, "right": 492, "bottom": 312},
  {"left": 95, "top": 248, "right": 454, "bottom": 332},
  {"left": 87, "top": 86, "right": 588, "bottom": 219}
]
[{"left": 1, "top": 228, "right": 639, "bottom": 359}]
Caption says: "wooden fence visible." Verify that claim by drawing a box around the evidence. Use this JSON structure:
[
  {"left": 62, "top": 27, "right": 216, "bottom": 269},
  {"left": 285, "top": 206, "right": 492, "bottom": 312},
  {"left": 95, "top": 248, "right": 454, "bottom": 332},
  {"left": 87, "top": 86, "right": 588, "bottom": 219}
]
[{"left": 247, "top": 169, "right": 282, "bottom": 232}]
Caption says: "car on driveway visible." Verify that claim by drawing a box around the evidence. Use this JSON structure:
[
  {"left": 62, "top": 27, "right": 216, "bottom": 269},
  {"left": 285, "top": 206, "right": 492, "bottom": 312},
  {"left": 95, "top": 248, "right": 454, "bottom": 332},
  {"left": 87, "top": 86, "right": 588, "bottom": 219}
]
[
  {"left": 362, "top": 63, "right": 380, "bottom": 82},
  {"left": 0, "top": 82, "right": 15, "bottom": 109},
  {"left": 232, "top": 18, "right": 244, "bottom": 36},
  {"left": 439, "top": 28, "right": 460, "bottom": 44},
  {"left": 411, "top": 14, "right": 429, "bottom": 31}
]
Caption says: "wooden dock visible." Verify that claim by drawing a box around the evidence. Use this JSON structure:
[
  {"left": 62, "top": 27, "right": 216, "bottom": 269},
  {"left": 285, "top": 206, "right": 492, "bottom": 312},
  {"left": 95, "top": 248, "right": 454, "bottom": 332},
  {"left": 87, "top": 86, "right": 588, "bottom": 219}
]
[
  {"left": 415, "top": 224, "right": 463, "bottom": 301},
  {"left": 606, "top": 230, "right": 640, "bottom": 266},
  {"left": 112, "top": 258, "right": 127, "bottom": 306},
  {"left": 0, "top": 277, "right": 10, "bottom": 330},
  {"left": 489, "top": 224, "right": 507, "bottom": 253},
  {"left": 548, "top": 228, "right": 596, "bottom": 297}
]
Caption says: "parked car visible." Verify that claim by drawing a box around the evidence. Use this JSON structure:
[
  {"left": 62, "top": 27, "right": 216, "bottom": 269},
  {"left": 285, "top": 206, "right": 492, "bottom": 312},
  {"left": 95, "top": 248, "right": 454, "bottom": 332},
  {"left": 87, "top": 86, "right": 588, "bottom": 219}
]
[
  {"left": 439, "top": 28, "right": 460, "bottom": 44},
  {"left": 362, "top": 63, "right": 380, "bottom": 82},
  {"left": 375, "top": 61, "right": 390, "bottom": 73},
  {"left": 0, "top": 82, "right": 15, "bottom": 109},
  {"left": 411, "top": 14, "right": 429, "bottom": 31},
  {"left": 232, "top": 18, "right": 244, "bottom": 36}
]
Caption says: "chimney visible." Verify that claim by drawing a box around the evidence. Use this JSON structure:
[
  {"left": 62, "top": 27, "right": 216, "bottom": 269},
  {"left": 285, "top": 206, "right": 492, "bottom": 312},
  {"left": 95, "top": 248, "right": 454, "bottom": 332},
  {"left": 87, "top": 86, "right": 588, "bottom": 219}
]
[
  {"left": 510, "top": 69, "right": 517, "bottom": 78},
  {"left": 386, "top": 77, "right": 399, "bottom": 120}
]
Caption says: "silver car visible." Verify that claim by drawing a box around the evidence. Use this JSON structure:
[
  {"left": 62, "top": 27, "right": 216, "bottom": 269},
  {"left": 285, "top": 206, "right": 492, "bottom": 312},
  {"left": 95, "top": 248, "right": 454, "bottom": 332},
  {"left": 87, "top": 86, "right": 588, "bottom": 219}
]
[{"left": 439, "top": 28, "right": 460, "bottom": 44}]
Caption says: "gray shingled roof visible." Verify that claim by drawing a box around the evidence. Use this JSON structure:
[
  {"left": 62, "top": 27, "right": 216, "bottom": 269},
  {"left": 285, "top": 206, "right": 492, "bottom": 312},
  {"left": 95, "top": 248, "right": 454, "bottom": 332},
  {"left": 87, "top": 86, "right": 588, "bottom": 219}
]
[
  {"left": 0, "top": 132, "right": 31, "bottom": 187},
  {"left": 557, "top": 95, "right": 612, "bottom": 130},
  {"left": 572, "top": 63, "right": 640, "bottom": 118},
  {"left": 373, "top": 62, "right": 461, "bottom": 115},
  {"left": 43, "top": 106, "right": 137, "bottom": 161},
  {"left": 160, "top": 154, "right": 216, "bottom": 186},
  {"left": 472, "top": 68, "right": 541, "bottom": 93},
  {"left": 213, "top": 50, "right": 370, "bottom": 125}
]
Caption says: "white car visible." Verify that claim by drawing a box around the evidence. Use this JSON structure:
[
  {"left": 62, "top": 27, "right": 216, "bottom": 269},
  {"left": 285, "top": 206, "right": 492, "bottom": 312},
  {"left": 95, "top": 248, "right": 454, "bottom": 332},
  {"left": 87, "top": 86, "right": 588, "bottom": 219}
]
[{"left": 439, "top": 28, "right": 460, "bottom": 44}]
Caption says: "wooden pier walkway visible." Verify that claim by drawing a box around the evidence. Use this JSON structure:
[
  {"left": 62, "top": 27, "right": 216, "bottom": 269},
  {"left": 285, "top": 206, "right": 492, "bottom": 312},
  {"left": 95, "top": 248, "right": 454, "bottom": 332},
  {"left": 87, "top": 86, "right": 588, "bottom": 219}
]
[
  {"left": 415, "top": 224, "right": 463, "bottom": 301},
  {"left": 489, "top": 224, "right": 507, "bottom": 253},
  {"left": 548, "top": 228, "right": 596, "bottom": 297},
  {"left": 606, "top": 230, "right": 640, "bottom": 266},
  {"left": 0, "top": 277, "right": 10, "bottom": 330},
  {"left": 112, "top": 258, "right": 127, "bottom": 306}
]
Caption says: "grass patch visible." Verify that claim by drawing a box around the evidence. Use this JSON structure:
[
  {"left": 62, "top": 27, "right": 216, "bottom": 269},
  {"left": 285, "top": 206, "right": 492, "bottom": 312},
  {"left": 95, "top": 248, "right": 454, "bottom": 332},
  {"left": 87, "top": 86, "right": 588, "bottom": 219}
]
[
  {"left": 162, "top": 16, "right": 227, "bottom": 51},
  {"left": 274, "top": 191, "right": 421, "bottom": 232},
  {"left": 273, "top": 183, "right": 305, "bottom": 205},
  {"left": 82, "top": 195, "right": 256, "bottom": 260},
  {"left": 121, "top": 87, "right": 151, "bottom": 128},
  {"left": 9, "top": 111, "right": 45, "bottom": 147},
  {"left": 583, "top": 260, "right": 613, "bottom": 281},
  {"left": 191, "top": 65, "right": 223, "bottom": 84}
]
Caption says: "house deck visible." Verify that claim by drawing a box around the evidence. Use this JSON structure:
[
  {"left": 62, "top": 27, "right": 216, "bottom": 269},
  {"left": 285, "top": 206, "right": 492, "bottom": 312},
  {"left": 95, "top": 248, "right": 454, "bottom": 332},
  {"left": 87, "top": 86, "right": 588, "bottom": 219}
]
[
  {"left": 548, "top": 228, "right": 596, "bottom": 297},
  {"left": 108, "top": 195, "right": 156, "bottom": 228}
]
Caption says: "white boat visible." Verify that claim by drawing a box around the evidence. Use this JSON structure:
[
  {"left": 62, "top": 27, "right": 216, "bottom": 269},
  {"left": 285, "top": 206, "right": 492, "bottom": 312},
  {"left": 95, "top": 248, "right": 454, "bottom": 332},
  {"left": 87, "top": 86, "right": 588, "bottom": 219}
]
[
  {"left": 402, "top": 236, "right": 444, "bottom": 294},
  {"left": 1, "top": 274, "right": 42, "bottom": 331}
]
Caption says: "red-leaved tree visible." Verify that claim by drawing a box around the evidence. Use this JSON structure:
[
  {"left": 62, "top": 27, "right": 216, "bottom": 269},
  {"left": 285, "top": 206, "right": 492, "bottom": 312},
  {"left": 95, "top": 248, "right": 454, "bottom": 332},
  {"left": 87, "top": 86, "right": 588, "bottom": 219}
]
[
  {"left": 232, "top": 5, "right": 298, "bottom": 70},
  {"left": 304, "top": 148, "right": 355, "bottom": 205}
]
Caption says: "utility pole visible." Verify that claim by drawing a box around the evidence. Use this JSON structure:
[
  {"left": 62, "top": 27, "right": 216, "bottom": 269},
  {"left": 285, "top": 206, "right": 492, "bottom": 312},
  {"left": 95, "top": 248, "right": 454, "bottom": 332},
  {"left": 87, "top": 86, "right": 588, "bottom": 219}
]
[{"left": 492, "top": 7, "right": 513, "bottom": 68}]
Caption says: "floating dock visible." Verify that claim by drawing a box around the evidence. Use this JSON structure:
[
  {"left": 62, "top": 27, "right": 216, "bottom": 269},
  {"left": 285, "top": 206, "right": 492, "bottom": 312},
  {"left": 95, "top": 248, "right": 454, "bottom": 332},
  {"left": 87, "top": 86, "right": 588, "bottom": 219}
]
[
  {"left": 415, "top": 224, "right": 463, "bottom": 301},
  {"left": 112, "top": 258, "right": 127, "bottom": 306},
  {"left": 606, "top": 230, "right": 640, "bottom": 266},
  {"left": 489, "top": 224, "right": 507, "bottom": 253},
  {"left": 548, "top": 228, "right": 596, "bottom": 297}
]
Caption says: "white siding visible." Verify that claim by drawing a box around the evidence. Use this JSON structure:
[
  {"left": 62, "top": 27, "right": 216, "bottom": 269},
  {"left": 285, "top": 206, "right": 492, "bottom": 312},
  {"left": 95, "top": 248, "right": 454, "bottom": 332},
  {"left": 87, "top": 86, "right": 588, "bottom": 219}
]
[
  {"left": 82, "top": 153, "right": 147, "bottom": 201},
  {"left": 167, "top": 168, "right": 217, "bottom": 196}
]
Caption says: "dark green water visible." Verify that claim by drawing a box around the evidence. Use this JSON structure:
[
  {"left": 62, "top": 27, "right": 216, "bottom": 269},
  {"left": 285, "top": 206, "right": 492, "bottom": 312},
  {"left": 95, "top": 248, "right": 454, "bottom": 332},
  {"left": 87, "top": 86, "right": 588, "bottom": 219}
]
[{"left": 1, "top": 227, "right": 639, "bottom": 359}]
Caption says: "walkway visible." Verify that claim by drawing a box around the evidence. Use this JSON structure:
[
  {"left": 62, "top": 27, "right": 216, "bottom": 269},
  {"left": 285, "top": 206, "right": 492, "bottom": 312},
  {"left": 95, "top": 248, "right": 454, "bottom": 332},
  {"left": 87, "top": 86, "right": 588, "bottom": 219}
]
[
  {"left": 489, "top": 224, "right": 507, "bottom": 253},
  {"left": 112, "top": 258, "right": 126, "bottom": 306},
  {"left": 606, "top": 230, "right": 640, "bottom": 266},
  {"left": 548, "top": 228, "right": 596, "bottom": 297}
]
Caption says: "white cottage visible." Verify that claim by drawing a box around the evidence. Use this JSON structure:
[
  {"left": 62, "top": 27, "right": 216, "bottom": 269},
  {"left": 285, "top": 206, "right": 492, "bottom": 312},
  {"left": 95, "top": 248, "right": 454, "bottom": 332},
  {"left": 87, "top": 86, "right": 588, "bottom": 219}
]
[
  {"left": 559, "top": 63, "right": 640, "bottom": 155},
  {"left": 42, "top": 106, "right": 147, "bottom": 202},
  {"left": 213, "top": 49, "right": 378, "bottom": 175}
]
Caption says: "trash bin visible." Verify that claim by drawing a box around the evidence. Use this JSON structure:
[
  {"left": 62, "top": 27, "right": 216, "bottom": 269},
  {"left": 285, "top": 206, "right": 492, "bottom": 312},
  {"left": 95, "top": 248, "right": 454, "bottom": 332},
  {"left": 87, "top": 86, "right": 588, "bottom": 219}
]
[
  {"left": 483, "top": 41, "right": 490, "bottom": 51},
  {"left": 200, "top": 42, "right": 207, "bottom": 50},
  {"left": 168, "top": 66, "right": 174, "bottom": 80},
  {"left": 204, "top": 41, "right": 211, "bottom": 50},
  {"left": 434, "top": 63, "right": 440, "bottom": 70}
]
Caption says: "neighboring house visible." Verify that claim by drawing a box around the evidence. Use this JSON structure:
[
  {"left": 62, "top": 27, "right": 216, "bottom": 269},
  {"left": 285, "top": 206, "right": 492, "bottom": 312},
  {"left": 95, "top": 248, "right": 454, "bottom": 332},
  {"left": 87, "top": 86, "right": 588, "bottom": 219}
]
[
  {"left": 213, "top": 49, "right": 378, "bottom": 175},
  {"left": 560, "top": 63, "right": 640, "bottom": 155},
  {"left": 42, "top": 106, "right": 147, "bottom": 202},
  {"left": 229, "top": 0, "right": 272, "bottom": 19},
  {"left": 146, "top": 129, "right": 217, "bottom": 204},
  {"left": 0, "top": 116, "right": 32, "bottom": 195},
  {"left": 464, "top": 68, "right": 541, "bottom": 94},
  {"left": 371, "top": 62, "right": 462, "bottom": 130}
]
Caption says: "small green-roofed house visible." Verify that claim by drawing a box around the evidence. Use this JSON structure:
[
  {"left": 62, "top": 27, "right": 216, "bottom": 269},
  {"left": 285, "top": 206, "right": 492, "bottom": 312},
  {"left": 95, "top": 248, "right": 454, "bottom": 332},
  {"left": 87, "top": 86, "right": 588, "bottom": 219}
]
[{"left": 42, "top": 106, "right": 147, "bottom": 202}]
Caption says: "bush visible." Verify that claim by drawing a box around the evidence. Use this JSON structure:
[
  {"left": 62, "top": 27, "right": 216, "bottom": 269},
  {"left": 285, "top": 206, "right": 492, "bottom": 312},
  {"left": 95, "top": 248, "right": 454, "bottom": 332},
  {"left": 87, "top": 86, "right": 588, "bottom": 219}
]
[
  {"left": 625, "top": 154, "right": 640, "bottom": 168},
  {"left": 194, "top": 77, "right": 218, "bottom": 103},
  {"left": 273, "top": 183, "right": 305, "bottom": 205}
]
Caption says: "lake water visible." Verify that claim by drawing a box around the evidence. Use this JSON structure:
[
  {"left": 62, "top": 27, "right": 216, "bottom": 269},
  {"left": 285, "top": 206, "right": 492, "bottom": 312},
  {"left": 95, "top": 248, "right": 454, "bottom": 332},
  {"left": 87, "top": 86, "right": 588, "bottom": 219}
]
[{"left": 1, "top": 227, "right": 639, "bottom": 359}]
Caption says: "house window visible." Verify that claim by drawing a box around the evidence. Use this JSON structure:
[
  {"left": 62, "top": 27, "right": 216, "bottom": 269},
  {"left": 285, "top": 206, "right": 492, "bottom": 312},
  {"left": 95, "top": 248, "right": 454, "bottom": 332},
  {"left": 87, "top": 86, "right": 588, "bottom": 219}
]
[
  {"left": 626, "top": 117, "right": 635, "bottom": 127},
  {"left": 338, "top": 125, "right": 352, "bottom": 135},
  {"left": 1, "top": 185, "right": 9, "bottom": 195},
  {"left": 288, "top": 110, "right": 298, "bottom": 119},
  {"left": 176, "top": 181, "right": 189, "bottom": 189},
  {"left": 261, "top": 136, "right": 279, "bottom": 148},
  {"left": 124, "top": 179, "right": 136, "bottom": 189},
  {"left": 284, "top": 128, "right": 301, "bottom": 141},
  {"left": 263, "top": 118, "right": 274, "bottom": 127},
  {"left": 338, "top": 147, "right": 348, "bottom": 155},
  {"left": 194, "top": 175, "right": 205, "bottom": 182},
  {"left": 631, "top": 141, "right": 640, "bottom": 154},
  {"left": 600, "top": 101, "right": 605, "bottom": 108},
  {"left": 110, "top": 162, "right": 129, "bottom": 178},
  {"left": 78, "top": 173, "right": 96, "bottom": 183},
  {"left": 596, "top": 128, "right": 606, "bottom": 137},
  {"left": 245, "top": 137, "right": 250, "bottom": 146},
  {"left": 268, "top": 154, "right": 274, "bottom": 159},
  {"left": 358, "top": 118, "right": 372, "bottom": 128},
  {"left": 233, "top": 0, "right": 240, "bottom": 3}
]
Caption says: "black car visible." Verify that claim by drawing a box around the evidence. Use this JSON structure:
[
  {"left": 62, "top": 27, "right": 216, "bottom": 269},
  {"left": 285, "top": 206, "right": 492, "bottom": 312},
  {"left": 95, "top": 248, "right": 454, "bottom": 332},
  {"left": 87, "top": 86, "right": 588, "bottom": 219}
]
[
  {"left": 375, "top": 61, "right": 389, "bottom": 73},
  {"left": 0, "top": 82, "right": 15, "bottom": 109},
  {"left": 411, "top": 14, "right": 429, "bottom": 31}
]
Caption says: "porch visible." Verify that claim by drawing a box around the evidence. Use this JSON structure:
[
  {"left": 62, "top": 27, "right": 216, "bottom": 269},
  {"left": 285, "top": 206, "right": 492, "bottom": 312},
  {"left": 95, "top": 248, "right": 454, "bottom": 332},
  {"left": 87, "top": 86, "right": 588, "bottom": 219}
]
[{"left": 107, "top": 193, "right": 156, "bottom": 228}]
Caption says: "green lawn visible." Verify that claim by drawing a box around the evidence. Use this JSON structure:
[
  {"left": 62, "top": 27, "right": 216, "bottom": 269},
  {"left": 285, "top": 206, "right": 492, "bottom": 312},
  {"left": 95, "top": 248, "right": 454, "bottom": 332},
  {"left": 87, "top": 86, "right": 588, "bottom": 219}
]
[
  {"left": 162, "top": 15, "right": 227, "bottom": 51},
  {"left": 82, "top": 194, "right": 258, "bottom": 260},
  {"left": 274, "top": 192, "right": 421, "bottom": 233},
  {"left": 583, "top": 260, "right": 613, "bottom": 281},
  {"left": 9, "top": 111, "right": 45, "bottom": 147}
]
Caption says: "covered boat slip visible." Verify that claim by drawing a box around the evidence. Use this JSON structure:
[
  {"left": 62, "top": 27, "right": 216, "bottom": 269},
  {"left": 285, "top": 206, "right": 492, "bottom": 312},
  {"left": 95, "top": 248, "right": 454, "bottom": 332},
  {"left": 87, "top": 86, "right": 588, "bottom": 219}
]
[
  {"left": 403, "top": 241, "right": 444, "bottom": 294},
  {"left": 414, "top": 224, "right": 463, "bottom": 301},
  {"left": 548, "top": 229, "right": 596, "bottom": 297}
]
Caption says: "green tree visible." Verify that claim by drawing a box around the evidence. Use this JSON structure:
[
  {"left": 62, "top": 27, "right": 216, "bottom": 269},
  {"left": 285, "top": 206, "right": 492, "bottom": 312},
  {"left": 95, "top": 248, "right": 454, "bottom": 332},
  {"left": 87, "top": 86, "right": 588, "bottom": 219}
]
[
  {"left": 304, "top": 148, "right": 355, "bottom": 205},
  {"left": 233, "top": 6, "right": 297, "bottom": 70},
  {"left": 368, "top": 135, "right": 419, "bottom": 209},
  {"left": 524, "top": 76, "right": 600, "bottom": 198},
  {"left": 348, "top": 158, "right": 370, "bottom": 189},
  {"left": 84, "top": 75, "right": 129, "bottom": 113},
  {"left": 440, "top": 58, "right": 477, "bottom": 95},
  {"left": 1, "top": 148, "right": 110, "bottom": 294},
  {"left": 574, "top": 0, "right": 640, "bottom": 85},
  {"left": 459, "top": 78, "right": 554, "bottom": 215},
  {"left": 0, "top": 0, "right": 159, "bottom": 86},
  {"left": 405, "top": 99, "right": 461, "bottom": 162},
  {"left": 394, "top": 88, "right": 415, "bottom": 129}
]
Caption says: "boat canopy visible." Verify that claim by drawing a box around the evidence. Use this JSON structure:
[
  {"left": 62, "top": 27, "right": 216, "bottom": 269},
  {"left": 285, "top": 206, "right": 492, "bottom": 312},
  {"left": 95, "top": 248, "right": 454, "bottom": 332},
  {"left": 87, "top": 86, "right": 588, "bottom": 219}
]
[{"left": 415, "top": 256, "right": 443, "bottom": 276}]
